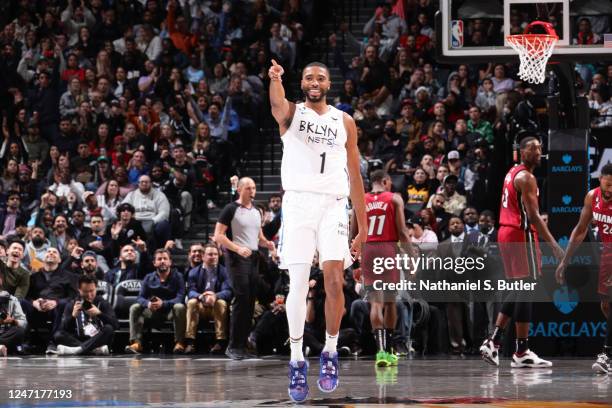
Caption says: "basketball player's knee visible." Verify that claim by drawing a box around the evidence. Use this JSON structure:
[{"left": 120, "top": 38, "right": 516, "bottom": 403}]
[{"left": 324, "top": 274, "right": 343, "bottom": 295}]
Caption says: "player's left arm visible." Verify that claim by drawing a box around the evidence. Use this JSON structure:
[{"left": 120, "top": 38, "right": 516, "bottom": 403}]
[
  {"left": 392, "top": 193, "right": 411, "bottom": 244},
  {"left": 344, "top": 112, "right": 367, "bottom": 258},
  {"left": 555, "top": 191, "right": 594, "bottom": 284}
]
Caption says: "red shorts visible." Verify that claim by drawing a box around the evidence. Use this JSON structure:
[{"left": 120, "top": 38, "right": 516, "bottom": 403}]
[
  {"left": 361, "top": 241, "right": 400, "bottom": 287},
  {"left": 498, "top": 226, "right": 541, "bottom": 280}
]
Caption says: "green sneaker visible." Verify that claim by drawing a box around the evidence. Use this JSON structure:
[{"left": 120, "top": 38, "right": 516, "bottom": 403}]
[
  {"left": 385, "top": 351, "right": 399, "bottom": 366},
  {"left": 375, "top": 351, "right": 389, "bottom": 367}
]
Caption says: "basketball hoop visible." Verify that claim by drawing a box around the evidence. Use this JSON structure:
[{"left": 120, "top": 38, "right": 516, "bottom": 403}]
[{"left": 506, "top": 21, "right": 558, "bottom": 84}]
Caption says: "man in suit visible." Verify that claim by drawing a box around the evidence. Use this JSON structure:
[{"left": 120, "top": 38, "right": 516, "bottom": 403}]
[
  {"left": 436, "top": 215, "right": 480, "bottom": 354},
  {"left": 184, "top": 243, "right": 233, "bottom": 354}
]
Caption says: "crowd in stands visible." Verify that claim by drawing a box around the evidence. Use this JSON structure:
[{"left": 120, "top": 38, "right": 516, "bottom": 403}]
[{"left": 0, "top": 0, "right": 609, "bottom": 358}]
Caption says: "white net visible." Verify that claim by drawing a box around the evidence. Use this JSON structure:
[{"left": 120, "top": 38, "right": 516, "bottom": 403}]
[{"left": 507, "top": 34, "right": 558, "bottom": 84}]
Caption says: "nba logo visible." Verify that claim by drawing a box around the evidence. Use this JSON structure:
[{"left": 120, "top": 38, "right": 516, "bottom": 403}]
[{"left": 451, "top": 20, "right": 464, "bottom": 48}]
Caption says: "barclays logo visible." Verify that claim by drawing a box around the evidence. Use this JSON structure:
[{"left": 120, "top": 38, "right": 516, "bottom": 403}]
[
  {"left": 551, "top": 195, "right": 582, "bottom": 213},
  {"left": 562, "top": 195, "right": 572, "bottom": 205},
  {"left": 553, "top": 285, "right": 579, "bottom": 314},
  {"left": 551, "top": 154, "right": 584, "bottom": 173}
]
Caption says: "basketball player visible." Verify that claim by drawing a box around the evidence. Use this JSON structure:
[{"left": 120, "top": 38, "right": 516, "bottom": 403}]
[
  {"left": 268, "top": 59, "right": 368, "bottom": 402},
  {"left": 555, "top": 163, "right": 612, "bottom": 374},
  {"left": 480, "top": 137, "right": 564, "bottom": 368},
  {"left": 359, "top": 170, "right": 411, "bottom": 367}
]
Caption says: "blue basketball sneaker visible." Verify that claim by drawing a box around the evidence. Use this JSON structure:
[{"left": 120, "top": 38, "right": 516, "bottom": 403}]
[
  {"left": 317, "top": 351, "right": 339, "bottom": 392},
  {"left": 288, "top": 360, "right": 309, "bottom": 402}
]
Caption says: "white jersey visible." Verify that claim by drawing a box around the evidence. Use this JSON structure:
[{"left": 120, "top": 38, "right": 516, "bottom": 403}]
[{"left": 281, "top": 103, "right": 350, "bottom": 197}]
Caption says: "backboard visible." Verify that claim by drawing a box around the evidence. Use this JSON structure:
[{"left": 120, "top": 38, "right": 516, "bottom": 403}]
[{"left": 436, "top": 0, "right": 612, "bottom": 63}]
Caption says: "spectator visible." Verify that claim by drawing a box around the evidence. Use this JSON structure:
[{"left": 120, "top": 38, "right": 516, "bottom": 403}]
[
  {"left": 214, "top": 177, "right": 275, "bottom": 360},
  {"left": 23, "top": 226, "right": 51, "bottom": 272},
  {"left": 0, "top": 272, "right": 27, "bottom": 357},
  {"left": 428, "top": 193, "right": 452, "bottom": 241},
  {"left": 429, "top": 174, "right": 466, "bottom": 216},
  {"left": 0, "top": 191, "right": 26, "bottom": 239},
  {"left": 490, "top": 64, "right": 514, "bottom": 94},
  {"left": 467, "top": 106, "right": 494, "bottom": 144},
  {"left": 462, "top": 207, "right": 480, "bottom": 235},
  {"left": 183, "top": 243, "right": 204, "bottom": 278},
  {"left": 108, "top": 203, "right": 147, "bottom": 256},
  {"left": 79, "top": 215, "right": 112, "bottom": 273},
  {"left": 125, "top": 249, "right": 186, "bottom": 354},
  {"left": 49, "top": 214, "right": 71, "bottom": 255},
  {"left": 0, "top": 240, "right": 30, "bottom": 299},
  {"left": 122, "top": 175, "right": 171, "bottom": 249},
  {"left": 21, "top": 247, "right": 78, "bottom": 354},
  {"left": 105, "top": 244, "right": 152, "bottom": 286},
  {"left": 54, "top": 275, "right": 118, "bottom": 356},
  {"left": 404, "top": 167, "right": 433, "bottom": 215},
  {"left": 184, "top": 244, "right": 232, "bottom": 354},
  {"left": 407, "top": 215, "right": 438, "bottom": 245}
]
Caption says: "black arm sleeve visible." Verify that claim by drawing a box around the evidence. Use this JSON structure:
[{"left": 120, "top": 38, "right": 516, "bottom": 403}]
[{"left": 217, "top": 202, "right": 238, "bottom": 226}]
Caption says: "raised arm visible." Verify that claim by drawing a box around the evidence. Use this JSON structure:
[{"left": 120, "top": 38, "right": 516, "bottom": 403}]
[
  {"left": 515, "top": 171, "right": 564, "bottom": 260},
  {"left": 555, "top": 191, "right": 594, "bottom": 284},
  {"left": 345, "top": 113, "right": 368, "bottom": 259},
  {"left": 268, "top": 59, "right": 295, "bottom": 135}
]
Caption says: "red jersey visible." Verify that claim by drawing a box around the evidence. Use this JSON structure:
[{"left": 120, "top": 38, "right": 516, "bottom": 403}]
[
  {"left": 591, "top": 187, "right": 612, "bottom": 295},
  {"left": 592, "top": 187, "right": 612, "bottom": 243},
  {"left": 499, "top": 164, "right": 537, "bottom": 231},
  {"left": 365, "top": 191, "right": 398, "bottom": 242}
]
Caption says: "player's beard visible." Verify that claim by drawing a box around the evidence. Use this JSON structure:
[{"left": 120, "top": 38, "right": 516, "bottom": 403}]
[{"left": 302, "top": 87, "right": 327, "bottom": 103}]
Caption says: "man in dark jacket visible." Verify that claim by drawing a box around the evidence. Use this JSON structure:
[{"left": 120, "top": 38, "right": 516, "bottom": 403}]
[
  {"left": 125, "top": 249, "right": 186, "bottom": 354},
  {"left": 21, "top": 247, "right": 78, "bottom": 353},
  {"left": 184, "top": 244, "right": 232, "bottom": 354},
  {"left": 105, "top": 244, "right": 152, "bottom": 286},
  {"left": 54, "top": 275, "right": 119, "bottom": 355}
]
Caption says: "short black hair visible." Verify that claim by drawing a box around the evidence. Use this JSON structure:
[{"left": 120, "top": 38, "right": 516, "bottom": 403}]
[
  {"left": 519, "top": 136, "right": 539, "bottom": 150},
  {"left": 268, "top": 193, "right": 282, "bottom": 202},
  {"left": 449, "top": 215, "right": 463, "bottom": 224},
  {"left": 480, "top": 210, "right": 495, "bottom": 219},
  {"left": 78, "top": 274, "right": 98, "bottom": 287},
  {"left": 601, "top": 163, "right": 612, "bottom": 177},
  {"left": 7, "top": 239, "right": 25, "bottom": 250},
  {"left": 370, "top": 169, "right": 389, "bottom": 184},
  {"left": 303, "top": 61, "right": 330, "bottom": 78}
]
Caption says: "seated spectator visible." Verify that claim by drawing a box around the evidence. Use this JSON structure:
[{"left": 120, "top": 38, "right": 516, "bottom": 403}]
[
  {"left": 54, "top": 275, "right": 118, "bottom": 356},
  {"left": 24, "top": 227, "right": 51, "bottom": 272},
  {"left": 184, "top": 244, "right": 232, "bottom": 354},
  {"left": 0, "top": 191, "right": 26, "bottom": 240},
  {"left": 490, "top": 64, "right": 514, "bottom": 94},
  {"left": 404, "top": 167, "right": 433, "bottom": 215},
  {"left": 0, "top": 272, "right": 28, "bottom": 357},
  {"left": 125, "top": 249, "right": 186, "bottom": 354},
  {"left": 427, "top": 193, "right": 453, "bottom": 241},
  {"left": 82, "top": 191, "right": 114, "bottom": 227},
  {"left": 467, "top": 106, "right": 494, "bottom": 145},
  {"left": 396, "top": 100, "right": 423, "bottom": 143},
  {"left": 0, "top": 240, "right": 30, "bottom": 299},
  {"left": 62, "top": 248, "right": 103, "bottom": 280},
  {"left": 428, "top": 175, "right": 466, "bottom": 216},
  {"left": 182, "top": 243, "right": 204, "bottom": 278},
  {"left": 475, "top": 78, "right": 497, "bottom": 116},
  {"left": 462, "top": 207, "right": 480, "bottom": 235},
  {"left": 122, "top": 175, "right": 170, "bottom": 249},
  {"left": 407, "top": 215, "right": 439, "bottom": 246},
  {"left": 105, "top": 244, "right": 152, "bottom": 286},
  {"left": 21, "top": 247, "right": 78, "bottom": 354},
  {"left": 108, "top": 203, "right": 147, "bottom": 258},
  {"left": 97, "top": 179, "right": 123, "bottom": 220},
  {"left": 49, "top": 214, "right": 72, "bottom": 255}
]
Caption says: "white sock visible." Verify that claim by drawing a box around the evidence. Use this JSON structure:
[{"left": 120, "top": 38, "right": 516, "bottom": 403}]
[
  {"left": 323, "top": 332, "right": 338, "bottom": 354},
  {"left": 286, "top": 263, "right": 310, "bottom": 362}
]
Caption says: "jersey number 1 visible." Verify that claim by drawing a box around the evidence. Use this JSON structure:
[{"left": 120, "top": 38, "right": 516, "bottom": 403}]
[
  {"left": 319, "top": 152, "right": 326, "bottom": 173},
  {"left": 368, "top": 215, "right": 386, "bottom": 236}
]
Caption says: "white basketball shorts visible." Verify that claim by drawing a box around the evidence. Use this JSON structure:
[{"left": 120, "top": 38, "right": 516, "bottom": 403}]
[{"left": 278, "top": 191, "right": 353, "bottom": 269}]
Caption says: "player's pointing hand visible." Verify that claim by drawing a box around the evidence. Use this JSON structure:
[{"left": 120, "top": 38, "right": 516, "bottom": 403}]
[{"left": 269, "top": 59, "right": 284, "bottom": 81}]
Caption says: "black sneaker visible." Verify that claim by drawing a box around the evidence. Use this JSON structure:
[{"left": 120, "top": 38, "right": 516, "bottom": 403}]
[
  {"left": 394, "top": 341, "right": 409, "bottom": 356},
  {"left": 225, "top": 347, "right": 244, "bottom": 360}
]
